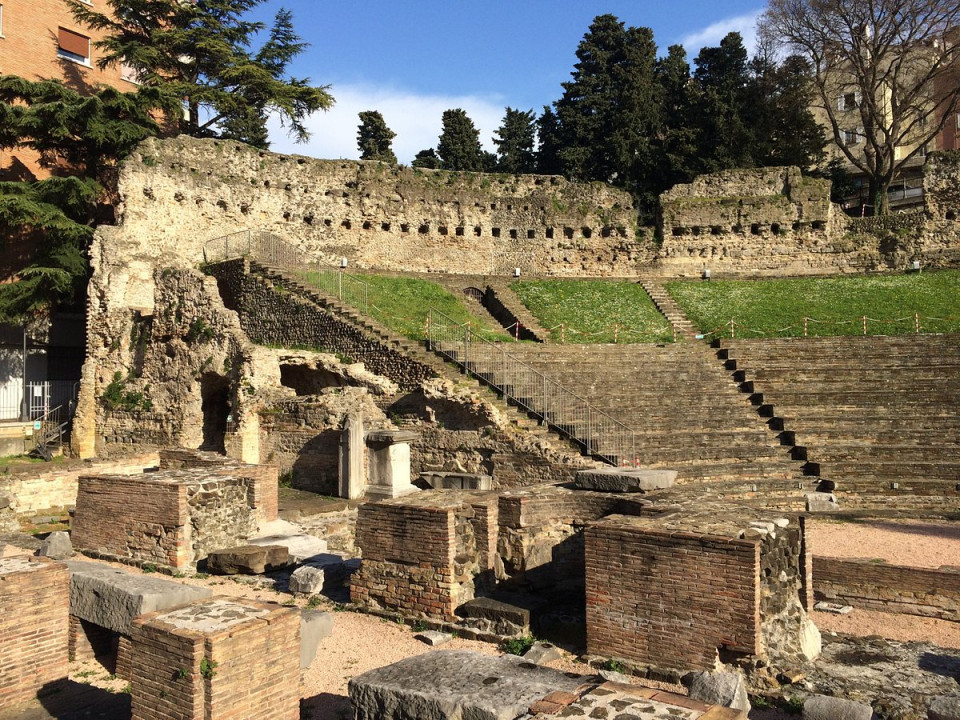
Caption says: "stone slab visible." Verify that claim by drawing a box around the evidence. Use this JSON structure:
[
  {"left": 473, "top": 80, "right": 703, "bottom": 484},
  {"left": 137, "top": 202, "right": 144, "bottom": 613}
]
[
  {"left": 929, "top": 696, "right": 960, "bottom": 720},
  {"left": 301, "top": 609, "right": 334, "bottom": 669},
  {"left": 206, "top": 544, "right": 289, "bottom": 575},
  {"left": 523, "top": 641, "right": 563, "bottom": 665},
  {"left": 289, "top": 566, "right": 325, "bottom": 595},
  {"left": 349, "top": 650, "right": 589, "bottom": 720},
  {"left": 687, "top": 671, "right": 751, "bottom": 713},
  {"left": 804, "top": 695, "right": 873, "bottom": 720},
  {"left": 420, "top": 472, "right": 493, "bottom": 491},
  {"left": 65, "top": 560, "right": 212, "bottom": 635},
  {"left": 247, "top": 533, "right": 328, "bottom": 563},
  {"left": 366, "top": 430, "right": 419, "bottom": 444},
  {"left": 456, "top": 597, "right": 530, "bottom": 628},
  {"left": 575, "top": 468, "right": 677, "bottom": 493},
  {"left": 415, "top": 631, "right": 452, "bottom": 647},
  {"left": 806, "top": 492, "right": 840, "bottom": 513},
  {"left": 37, "top": 531, "right": 74, "bottom": 560}
]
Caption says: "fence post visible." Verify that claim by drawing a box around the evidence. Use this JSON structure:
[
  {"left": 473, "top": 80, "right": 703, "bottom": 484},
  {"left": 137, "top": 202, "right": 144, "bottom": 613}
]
[
  {"left": 915, "top": 312, "right": 920, "bottom": 334},
  {"left": 730, "top": 318, "right": 735, "bottom": 339},
  {"left": 862, "top": 315, "right": 867, "bottom": 335},
  {"left": 672, "top": 322, "right": 677, "bottom": 343},
  {"left": 803, "top": 317, "right": 808, "bottom": 337},
  {"left": 614, "top": 323, "right": 620, "bottom": 344}
]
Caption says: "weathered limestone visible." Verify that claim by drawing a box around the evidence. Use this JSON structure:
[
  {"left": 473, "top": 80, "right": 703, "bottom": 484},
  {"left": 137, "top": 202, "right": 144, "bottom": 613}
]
[
  {"left": 0, "top": 556, "right": 69, "bottom": 709},
  {"left": 130, "top": 596, "right": 300, "bottom": 720},
  {"left": 687, "top": 671, "right": 752, "bottom": 714},
  {"left": 415, "top": 630, "right": 452, "bottom": 647},
  {"left": 574, "top": 467, "right": 677, "bottom": 493},
  {"left": 365, "top": 429, "right": 419, "bottom": 500},
  {"left": 247, "top": 533, "right": 328, "bottom": 563},
  {"left": 348, "top": 650, "right": 589, "bottom": 720},
  {"left": 37, "top": 530, "right": 74, "bottom": 560},
  {"left": 339, "top": 414, "right": 366, "bottom": 499},
  {"left": 929, "top": 695, "right": 960, "bottom": 720},
  {"left": 66, "top": 560, "right": 212, "bottom": 635},
  {"left": 206, "top": 544, "right": 288, "bottom": 575},
  {"left": 803, "top": 695, "right": 874, "bottom": 720},
  {"left": 420, "top": 471, "right": 493, "bottom": 490},
  {"left": 288, "top": 565, "right": 325, "bottom": 595}
]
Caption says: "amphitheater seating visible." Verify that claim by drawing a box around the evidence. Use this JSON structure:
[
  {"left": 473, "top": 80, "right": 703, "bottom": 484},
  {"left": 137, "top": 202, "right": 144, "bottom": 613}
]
[
  {"left": 717, "top": 335, "right": 960, "bottom": 510},
  {"left": 452, "top": 342, "right": 802, "bottom": 484}
]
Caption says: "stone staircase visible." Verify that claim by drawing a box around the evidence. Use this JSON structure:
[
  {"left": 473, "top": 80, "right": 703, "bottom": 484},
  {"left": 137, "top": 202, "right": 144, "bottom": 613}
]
[
  {"left": 244, "top": 262, "right": 585, "bottom": 460},
  {"left": 443, "top": 341, "right": 804, "bottom": 484},
  {"left": 638, "top": 279, "right": 698, "bottom": 340},
  {"left": 716, "top": 335, "right": 960, "bottom": 511}
]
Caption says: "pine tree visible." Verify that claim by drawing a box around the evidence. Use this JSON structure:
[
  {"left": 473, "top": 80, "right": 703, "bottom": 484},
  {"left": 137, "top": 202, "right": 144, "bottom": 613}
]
[
  {"left": 66, "top": 0, "right": 333, "bottom": 147},
  {"left": 436, "top": 109, "right": 483, "bottom": 171},
  {"left": 411, "top": 149, "right": 441, "bottom": 169},
  {"left": 357, "top": 110, "right": 397, "bottom": 163},
  {"left": 535, "top": 107, "right": 562, "bottom": 175},
  {"left": 493, "top": 107, "right": 536, "bottom": 174}
]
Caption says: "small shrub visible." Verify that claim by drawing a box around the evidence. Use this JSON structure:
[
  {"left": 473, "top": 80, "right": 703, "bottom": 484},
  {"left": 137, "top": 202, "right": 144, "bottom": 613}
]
[
  {"left": 307, "top": 595, "right": 324, "bottom": 608},
  {"left": 141, "top": 563, "right": 158, "bottom": 574},
  {"left": 199, "top": 658, "right": 217, "bottom": 679},
  {"left": 783, "top": 697, "right": 805, "bottom": 715},
  {"left": 500, "top": 635, "right": 536, "bottom": 656},
  {"left": 411, "top": 620, "right": 428, "bottom": 632},
  {"left": 175, "top": 668, "right": 189, "bottom": 680},
  {"left": 186, "top": 318, "right": 217, "bottom": 344},
  {"left": 602, "top": 659, "right": 626, "bottom": 673}
]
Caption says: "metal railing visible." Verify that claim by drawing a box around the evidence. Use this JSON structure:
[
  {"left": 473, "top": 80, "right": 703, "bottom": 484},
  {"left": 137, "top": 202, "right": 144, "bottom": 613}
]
[
  {"left": 33, "top": 404, "right": 65, "bottom": 460},
  {"left": 427, "top": 308, "right": 638, "bottom": 467},
  {"left": 202, "top": 229, "right": 369, "bottom": 314}
]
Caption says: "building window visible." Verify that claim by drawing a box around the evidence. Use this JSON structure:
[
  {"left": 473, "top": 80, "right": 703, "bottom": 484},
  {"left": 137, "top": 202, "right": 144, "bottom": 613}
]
[
  {"left": 843, "top": 129, "right": 859, "bottom": 146},
  {"left": 0, "top": 5, "right": 4, "bottom": 37},
  {"left": 57, "top": 28, "right": 91, "bottom": 65},
  {"left": 838, "top": 91, "right": 860, "bottom": 111},
  {"left": 120, "top": 63, "right": 141, "bottom": 84}
]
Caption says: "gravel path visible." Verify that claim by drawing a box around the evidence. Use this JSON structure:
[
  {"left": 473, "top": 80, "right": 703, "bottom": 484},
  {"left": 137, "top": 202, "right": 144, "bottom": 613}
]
[{"left": 809, "top": 518, "right": 960, "bottom": 568}]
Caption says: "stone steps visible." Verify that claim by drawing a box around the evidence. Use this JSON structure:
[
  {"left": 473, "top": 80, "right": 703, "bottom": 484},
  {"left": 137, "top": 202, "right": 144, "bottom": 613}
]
[{"left": 637, "top": 279, "right": 698, "bottom": 340}]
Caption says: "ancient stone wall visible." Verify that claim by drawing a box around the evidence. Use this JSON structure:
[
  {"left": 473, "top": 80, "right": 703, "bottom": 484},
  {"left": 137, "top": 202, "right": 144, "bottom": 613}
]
[
  {"left": 0, "top": 452, "right": 158, "bottom": 514},
  {"left": 119, "top": 135, "right": 643, "bottom": 276},
  {"left": 814, "top": 556, "right": 960, "bottom": 621},
  {"left": 206, "top": 258, "right": 437, "bottom": 390}
]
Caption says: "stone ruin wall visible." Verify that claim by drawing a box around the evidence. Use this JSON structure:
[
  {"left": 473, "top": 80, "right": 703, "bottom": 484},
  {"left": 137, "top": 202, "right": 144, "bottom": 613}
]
[{"left": 119, "top": 135, "right": 644, "bottom": 277}]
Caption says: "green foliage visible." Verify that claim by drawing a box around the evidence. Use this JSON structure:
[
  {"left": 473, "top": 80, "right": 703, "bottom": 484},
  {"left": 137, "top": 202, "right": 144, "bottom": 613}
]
[
  {"left": 307, "top": 595, "right": 325, "bottom": 609},
  {"left": 66, "top": 0, "right": 333, "bottom": 147},
  {"left": 783, "top": 696, "right": 805, "bottom": 715},
  {"left": 667, "top": 271, "right": 960, "bottom": 338},
  {"left": 500, "top": 635, "right": 536, "bottom": 656},
  {"left": 411, "top": 148, "right": 441, "bottom": 170},
  {"left": 101, "top": 371, "right": 153, "bottom": 412},
  {"left": 493, "top": 108, "right": 537, "bottom": 174},
  {"left": 185, "top": 318, "right": 217, "bottom": 344},
  {"left": 357, "top": 110, "right": 398, "bottom": 163},
  {"left": 199, "top": 658, "right": 217, "bottom": 679},
  {"left": 602, "top": 659, "right": 627, "bottom": 673},
  {"left": 511, "top": 279, "right": 674, "bottom": 344},
  {"left": 411, "top": 620, "right": 428, "bottom": 632},
  {"left": 141, "top": 563, "right": 158, "bottom": 574},
  {"left": 175, "top": 668, "right": 189, "bottom": 680},
  {"left": 437, "top": 109, "right": 483, "bottom": 171}
]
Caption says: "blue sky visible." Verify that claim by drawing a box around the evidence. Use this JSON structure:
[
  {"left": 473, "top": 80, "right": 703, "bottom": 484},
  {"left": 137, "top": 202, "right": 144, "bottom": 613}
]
[{"left": 256, "top": 1, "right": 766, "bottom": 163}]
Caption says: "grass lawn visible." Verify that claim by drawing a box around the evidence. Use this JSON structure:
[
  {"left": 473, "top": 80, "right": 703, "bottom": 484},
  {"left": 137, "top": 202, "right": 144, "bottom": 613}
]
[
  {"left": 510, "top": 279, "right": 674, "bottom": 344},
  {"left": 341, "top": 273, "right": 508, "bottom": 342},
  {"left": 667, "top": 270, "right": 960, "bottom": 338}
]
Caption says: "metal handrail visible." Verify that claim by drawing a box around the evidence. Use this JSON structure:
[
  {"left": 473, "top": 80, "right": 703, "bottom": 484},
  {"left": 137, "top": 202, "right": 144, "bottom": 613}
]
[
  {"left": 427, "top": 308, "right": 638, "bottom": 467},
  {"left": 202, "top": 229, "right": 369, "bottom": 314},
  {"left": 34, "top": 404, "right": 65, "bottom": 460}
]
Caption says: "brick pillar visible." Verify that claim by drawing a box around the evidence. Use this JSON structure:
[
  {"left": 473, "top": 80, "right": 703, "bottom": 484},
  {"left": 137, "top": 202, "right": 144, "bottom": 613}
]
[
  {"left": 130, "top": 596, "right": 300, "bottom": 720},
  {"left": 0, "top": 556, "right": 69, "bottom": 708}
]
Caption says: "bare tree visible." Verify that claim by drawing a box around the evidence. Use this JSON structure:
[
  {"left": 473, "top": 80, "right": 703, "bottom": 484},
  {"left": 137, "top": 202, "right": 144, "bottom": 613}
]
[{"left": 760, "top": 0, "right": 960, "bottom": 214}]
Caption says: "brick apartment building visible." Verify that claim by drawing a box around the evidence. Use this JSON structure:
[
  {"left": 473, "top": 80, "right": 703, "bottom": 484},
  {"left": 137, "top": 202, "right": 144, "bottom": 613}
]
[{"left": 0, "top": 0, "right": 137, "bottom": 180}]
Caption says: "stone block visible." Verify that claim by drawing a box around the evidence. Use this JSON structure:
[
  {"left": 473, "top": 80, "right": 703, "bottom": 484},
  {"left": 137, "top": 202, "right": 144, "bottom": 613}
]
[
  {"left": 456, "top": 597, "right": 530, "bottom": 629},
  {"left": 300, "top": 609, "right": 334, "bottom": 669},
  {"left": 929, "top": 696, "right": 960, "bottom": 720},
  {"left": 247, "top": 533, "right": 328, "bottom": 563},
  {"left": 289, "top": 566, "right": 325, "bottom": 595},
  {"left": 806, "top": 492, "right": 840, "bottom": 512},
  {"left": 575, "top": 468, "right": 677, "bottom": 493},
  {"left": 37, "top": 531, "right": 74, "bottom": 560},
  {"left": 804, "top": 695, "right": 874, "bottom": 720},
  {"left": 415, "top": 630, "right": 452, "bottom": 647},
  {"left": 420, "top": 472, "right": 493, "bottom": 491},
  {"left": 687, "top": 670, "right": 751, "bottom": 713},
  {"left": 66, "top": 560, "right": 212, "bottom": 635},
  {"left": 349, "top": 650, "right": 588, "bottom": 720},
  {"left": 206, "top": 544, "right": 289, "bottom": 575},
  {"left": 523, "top": 641, "right": 563, "bottom": 665}
]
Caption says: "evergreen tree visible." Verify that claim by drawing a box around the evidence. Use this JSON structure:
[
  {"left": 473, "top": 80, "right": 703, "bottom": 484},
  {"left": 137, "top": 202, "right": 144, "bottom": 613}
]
[
  {"left": 66, "top": 0, "right": 333, "bottom": 147},
  {"left": 0, "top": 76, "right": 167, "bottom": 320},
  {"left": 356, "top": 110, "right": 397, "bottom": 163},
  {"left": 436, "top": 109, "right": 483, "bottom": 171},
  {"left": 690, "top": 32, "right": 753, "bottom": 172},
  {"left": 653, "top": 45, "right": 698, "bottom": 192},
  {"left": 551, "top": 15, "right": 662, "bottom": 210},
  {"left": 411, "top": 148, "right": 441, "bottom": 169},
  {"left": 493, "top": 107, "right": 536, "bottom": 174},
  {"left": 535, "top": 107, "right": 562, "bottom": 175}
]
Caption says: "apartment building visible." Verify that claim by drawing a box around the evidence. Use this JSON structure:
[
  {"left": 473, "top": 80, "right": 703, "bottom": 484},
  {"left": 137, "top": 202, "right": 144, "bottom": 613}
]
[{"left": 0, "top": 0, "right": 137, "bottom": 179}]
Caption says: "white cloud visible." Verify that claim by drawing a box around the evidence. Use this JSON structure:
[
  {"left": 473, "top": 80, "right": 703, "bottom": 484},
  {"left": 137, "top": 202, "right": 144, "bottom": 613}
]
[
  {"left": 679, "top": 9, "right": 764, "bottom": 56},
  {"left": 267, "top": 84, "right": 507, "bottom": 165}
]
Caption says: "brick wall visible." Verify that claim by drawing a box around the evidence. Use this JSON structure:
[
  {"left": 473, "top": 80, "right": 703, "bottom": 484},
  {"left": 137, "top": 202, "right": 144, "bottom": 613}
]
[
  {"left": 814, "top": 556, "right": 960, "bottom": 621},
  {"left": 206, "top": 259, "right": 436, "bottom": 390},
  {"left": 585, "top": 516, "right": 760, "bottom": 671},
  {"left": 72, "top": 470, "right": 260, "bottom": 569},
  {"left": 0, "top": 556, "right": 70, "bottom": 708},
  {"left": 129, "top": 598, "right": 300, "bottom": 720}
]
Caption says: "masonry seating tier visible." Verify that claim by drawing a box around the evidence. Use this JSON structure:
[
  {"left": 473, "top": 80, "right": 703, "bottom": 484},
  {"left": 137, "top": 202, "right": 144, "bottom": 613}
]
[
  {"left": 445, "top": 341, "right": 802, "bottom": 482},
  {"left": 722, "top": 335, "right": 960, "bottom": 504}
]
